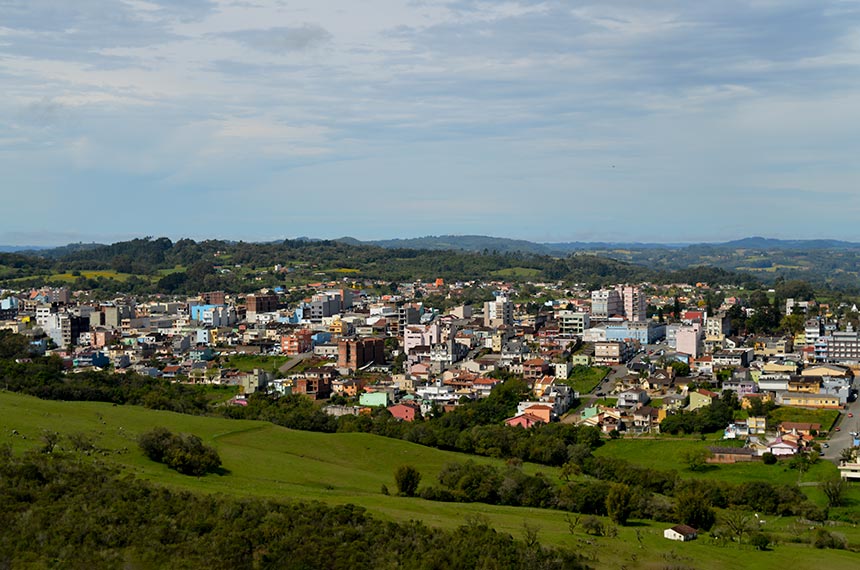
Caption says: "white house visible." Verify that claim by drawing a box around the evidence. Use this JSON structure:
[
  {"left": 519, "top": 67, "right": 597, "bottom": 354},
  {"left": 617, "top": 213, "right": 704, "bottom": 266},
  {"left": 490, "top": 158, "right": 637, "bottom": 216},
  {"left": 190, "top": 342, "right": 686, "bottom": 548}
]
[{"left": 664, "top": 525, "right": 698, "bottom": 542}]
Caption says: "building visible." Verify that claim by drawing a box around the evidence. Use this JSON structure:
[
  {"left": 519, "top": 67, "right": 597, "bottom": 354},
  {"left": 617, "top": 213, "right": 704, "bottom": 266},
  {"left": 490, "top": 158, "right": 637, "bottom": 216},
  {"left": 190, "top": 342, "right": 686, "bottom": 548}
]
[
  {"left": 281, "top": 329, "right": 313, "bottom": 355},
  {"left": 484, "top": 295, "right": 513, "bottom": 327},
  {"left": 338, "top": 337, "right": 385, "bottom": 371},
  {"left": 591, "top": 289, "right": 623, "bottom": 318},
  {"left": 663, "top": 525, "right": 698, "bottom": 542},
  {"left": 556, "top": 310, "right": 591, "bottom": 335},
  {"left": 618, "top": 285, "right": 647, "bottom": 322},
  {"left": 246, "top": 294, "right": 279, "bottom": 315},
  {"left": 593, "top": 341, "right": 632, "bottom": 365},
  {"left": 675, "top": 324, "right": 703, "bottom": 358}
]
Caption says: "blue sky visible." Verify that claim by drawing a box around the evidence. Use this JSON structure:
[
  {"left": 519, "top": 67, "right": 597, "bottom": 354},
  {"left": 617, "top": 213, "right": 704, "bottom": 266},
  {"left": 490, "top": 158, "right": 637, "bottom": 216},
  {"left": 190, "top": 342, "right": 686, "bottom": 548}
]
[{"left": 2, "top": 0, "right": 859, "bottom": 246}]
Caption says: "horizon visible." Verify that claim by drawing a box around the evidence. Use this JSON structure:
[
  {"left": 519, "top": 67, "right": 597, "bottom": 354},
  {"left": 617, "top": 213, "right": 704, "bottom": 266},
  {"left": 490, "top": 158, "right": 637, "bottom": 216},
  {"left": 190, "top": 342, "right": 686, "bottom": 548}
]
[
  {"left": 0, "top": 233, "right": 856, "bottom": 250},
  {"left": 2, "top": 1, "right": 860, "bottom": 244}
]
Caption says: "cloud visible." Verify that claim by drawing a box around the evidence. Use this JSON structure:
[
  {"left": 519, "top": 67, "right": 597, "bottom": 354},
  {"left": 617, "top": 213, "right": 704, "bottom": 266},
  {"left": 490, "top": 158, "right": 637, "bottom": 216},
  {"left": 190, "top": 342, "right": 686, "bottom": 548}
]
[
  {"left": 1, "top": 1, "right": 860, "bottom": 242},
  {"left": 226, "top": 24, "right": 332, "bottom": 53}
]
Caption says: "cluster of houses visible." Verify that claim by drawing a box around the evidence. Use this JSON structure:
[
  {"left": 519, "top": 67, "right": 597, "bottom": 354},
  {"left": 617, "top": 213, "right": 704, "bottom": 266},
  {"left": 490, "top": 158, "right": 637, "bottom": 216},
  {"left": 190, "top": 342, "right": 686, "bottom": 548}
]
[{"left": 0, "top": 280, "right": 857, "bottom": 433}]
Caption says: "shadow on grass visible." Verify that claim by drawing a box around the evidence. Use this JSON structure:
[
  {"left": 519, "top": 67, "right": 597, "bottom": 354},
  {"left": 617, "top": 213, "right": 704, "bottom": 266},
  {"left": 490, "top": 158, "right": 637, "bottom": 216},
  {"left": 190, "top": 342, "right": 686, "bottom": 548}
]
[{"left": 215, "top": 467, "right": 232, "bottom": 476}]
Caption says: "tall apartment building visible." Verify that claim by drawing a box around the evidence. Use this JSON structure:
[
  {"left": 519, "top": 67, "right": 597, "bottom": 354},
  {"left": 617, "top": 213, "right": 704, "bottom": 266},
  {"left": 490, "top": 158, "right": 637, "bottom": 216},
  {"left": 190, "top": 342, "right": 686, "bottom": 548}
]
[
  {"left": 556, "top": 310, "right": 591, "bottom": 335},
  {"left": 591, "top": 289, "right": 623, "bottom": 318},
  {"left": 338, "top": 337, "right": 386, "bottom": 371},
  {"left": 618, "top": 285, "right": 647, "bottom": 322},
  {"left": 484, "top": 295, "right": 513, "bottom": 327},
  {"left": 246, "top": 294, "right": 279, "bottom": 315},
  {"left": 202, "top": 291, "right": 226, "bottom": 305}
]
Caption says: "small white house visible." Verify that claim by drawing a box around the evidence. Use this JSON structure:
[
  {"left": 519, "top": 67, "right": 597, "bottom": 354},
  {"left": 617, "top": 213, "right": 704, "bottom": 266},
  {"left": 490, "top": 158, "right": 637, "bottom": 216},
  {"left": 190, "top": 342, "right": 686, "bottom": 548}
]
[{"left": 664, "top": 524, "right": 698, "bottom": 542}]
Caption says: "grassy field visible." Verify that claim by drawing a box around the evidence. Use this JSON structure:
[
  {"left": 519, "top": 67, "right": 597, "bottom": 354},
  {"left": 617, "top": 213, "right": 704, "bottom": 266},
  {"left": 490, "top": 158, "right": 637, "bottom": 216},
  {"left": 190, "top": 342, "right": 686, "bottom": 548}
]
[
  {"left": 490, "top": 267, "right": 542, "bottom": 278},
  {"left": 564, "top": 366, "right": 610, "bottom": 394},
  {"left": 768, "top": 407, "right": 841, "bottom": 432},
  {"left": 593, "top": 436, "right": 840, "bottom": 485},
  {"left": 224, "top": 353, "right": 290, "bottom": 372},
  {"left": 1, "top": 391, "right": 859, "bottom": 569}
]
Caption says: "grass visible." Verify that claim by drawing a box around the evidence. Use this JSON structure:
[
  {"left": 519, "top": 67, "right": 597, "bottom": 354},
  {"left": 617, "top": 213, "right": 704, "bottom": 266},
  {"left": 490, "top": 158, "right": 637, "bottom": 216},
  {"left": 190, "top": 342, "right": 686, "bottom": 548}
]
[
  {"left": 490, "top": 267, "right": 542, "bottom": 278},
  {"left": 224, "top": 354, "right": 290, "bottom": 372},
  {"left": 563, "top": 366, "right": 609, "bottom": 394},
  {"left": 594, "top": 436, "right": 840, "bottom": 486},
  {"left": 2, "top": 391, "right": 859, "bottom": 569},
  {"left": 768, "top": 408, "right": 841, "bottom": 432}
]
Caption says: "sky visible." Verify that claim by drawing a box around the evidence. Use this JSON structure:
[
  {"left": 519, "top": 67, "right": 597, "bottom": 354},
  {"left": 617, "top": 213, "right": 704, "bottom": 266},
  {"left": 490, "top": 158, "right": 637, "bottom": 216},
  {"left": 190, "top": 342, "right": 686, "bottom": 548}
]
[{"left": 2, "top": 0, "right": 860, "bottom": 246}]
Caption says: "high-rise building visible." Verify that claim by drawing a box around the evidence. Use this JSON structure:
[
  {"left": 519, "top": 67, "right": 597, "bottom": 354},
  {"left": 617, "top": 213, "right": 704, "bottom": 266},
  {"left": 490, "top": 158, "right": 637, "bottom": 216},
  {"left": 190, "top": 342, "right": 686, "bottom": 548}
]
[
  {"left": 484, "top": 295, "right": 513, "bottom": 327},
  {"left": 591, "top": 289, "right": 623, "bottom": 318},
  {"left": 338, "top": 337, "right": 386, "bottom": 371},
  {"left": 618, "top": 285, "right": 647, "bottom": 322}
]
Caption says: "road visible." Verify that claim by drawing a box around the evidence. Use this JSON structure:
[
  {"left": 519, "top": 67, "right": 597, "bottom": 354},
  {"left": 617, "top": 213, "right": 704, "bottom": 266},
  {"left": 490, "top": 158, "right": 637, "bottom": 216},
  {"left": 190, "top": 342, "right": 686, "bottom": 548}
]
[
  {"left": 823, "top": 387, "right": 860, "bottom": 464},
  {"left": 278, "top": 352, "right": 314, "bottom": 374}
]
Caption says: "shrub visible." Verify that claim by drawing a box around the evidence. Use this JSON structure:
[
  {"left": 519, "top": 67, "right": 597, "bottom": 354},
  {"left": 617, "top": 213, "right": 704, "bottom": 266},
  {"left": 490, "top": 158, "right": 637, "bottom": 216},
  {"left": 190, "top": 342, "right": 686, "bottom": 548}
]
[
  {"left": 394, "top": 465, "right": 422, "bottom": 497},
  {"left": 137, "top": 427, "right": 221, "bottom": 476},
  {"left": 762, "top": 452, "right": 777, "bottom": 465}
]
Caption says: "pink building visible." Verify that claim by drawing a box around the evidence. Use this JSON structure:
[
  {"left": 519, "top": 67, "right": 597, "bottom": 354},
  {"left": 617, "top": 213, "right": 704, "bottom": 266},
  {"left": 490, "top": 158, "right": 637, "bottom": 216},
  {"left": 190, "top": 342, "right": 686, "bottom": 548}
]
[
  {"left": 403, "top": 323, "right": 441, "bottom": 354},
  {"left": 504, "top": 413, "right": 545, "bottom": 428},
  {"left": 676, "top": 324, "right": 702, "bottom": 358},
  {"left": 388, "top": 403, "right": 420, "bottom": 422}
]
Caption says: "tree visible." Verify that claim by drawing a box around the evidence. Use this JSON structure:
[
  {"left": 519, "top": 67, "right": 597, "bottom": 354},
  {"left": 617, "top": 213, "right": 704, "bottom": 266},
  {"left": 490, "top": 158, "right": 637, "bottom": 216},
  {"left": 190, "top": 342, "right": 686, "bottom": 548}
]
[
  {"left": 720, "top": 510, "right": 755, "bottom": 545},
  {"left": 682, "top": 448, "right": 712, "bottom": 472},
  {"left": 605, "top": 483, "right": 634, "bottom": 526},
  {"left": 394, "top": 465, "right": 422, "bottom": 497},
  {"left": 674, "top": 491, "right": 716, "bottom": 531},
  {"left": 821, "top": 477, "right": 846, "bottom": 508}
]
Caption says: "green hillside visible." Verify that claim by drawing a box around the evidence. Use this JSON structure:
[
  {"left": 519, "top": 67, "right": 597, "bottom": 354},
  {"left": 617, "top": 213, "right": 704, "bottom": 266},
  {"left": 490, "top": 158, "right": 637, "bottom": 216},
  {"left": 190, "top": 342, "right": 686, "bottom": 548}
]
[{"left": 2, "top": 391, "right": 859, "bottom": 570}]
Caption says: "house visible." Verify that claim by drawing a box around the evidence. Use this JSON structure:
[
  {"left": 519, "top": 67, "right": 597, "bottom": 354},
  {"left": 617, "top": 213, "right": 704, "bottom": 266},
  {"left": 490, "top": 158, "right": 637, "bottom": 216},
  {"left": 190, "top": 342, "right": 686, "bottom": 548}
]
[
  {"left": 664, "top": 525, "right": 698, "bottom": 542},
  {"left": 778, "top": 393, "right": 842, "bottom": 409},
  {"left": 778, "top": 422, "right": 821, "bottom": 437},
  {"left": 688, "top": 389, "right": 719, "bottom": 411},
  {"left": 617, "top": 388, "right": 650, "bottom": 409},
  {"left": 723, "top": 421, "right": 750, "bottom": 440},
  {"left": 767, "top": 438, "right": 799, "bottom": 457},
  {"left": 387, "top": 402, "right": 420, "bottom": 422},
  {"left": 748, "top": 416, "right": 767, "bottom": 435},
  {"left": 707, "top": 447, "right": 758, "bottom": 464},
  {"left": 505, "top": 412, "right": 545, "bottom": 429},
  {"left": 516, "top": 402, "right": 553, "bottom": 423}
]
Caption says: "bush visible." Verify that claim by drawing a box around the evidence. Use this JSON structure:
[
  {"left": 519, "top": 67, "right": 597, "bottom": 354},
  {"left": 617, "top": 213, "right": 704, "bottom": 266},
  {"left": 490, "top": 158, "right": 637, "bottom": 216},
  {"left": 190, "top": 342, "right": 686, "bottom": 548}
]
[
  {"left": 138, "top": 427, "right": 221, "bottom": 476},
  {"left": 394, "top": 465, "right": 422, "bottom": 497},
  {"left": 762, "top": 452, "right": 777, "bottom": 465},
  {"left": 813, "top": 528, "right": 847, "bottom": 550},
  {"left": 749, "top": 532, "right": 771, "bottom": 551}
]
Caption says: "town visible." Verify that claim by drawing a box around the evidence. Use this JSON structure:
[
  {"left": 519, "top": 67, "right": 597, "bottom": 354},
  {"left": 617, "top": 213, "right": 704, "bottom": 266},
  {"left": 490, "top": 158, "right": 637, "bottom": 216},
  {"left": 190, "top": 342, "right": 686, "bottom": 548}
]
[{"left": 3, "top": 273, "right": 858, "bottom": 483}]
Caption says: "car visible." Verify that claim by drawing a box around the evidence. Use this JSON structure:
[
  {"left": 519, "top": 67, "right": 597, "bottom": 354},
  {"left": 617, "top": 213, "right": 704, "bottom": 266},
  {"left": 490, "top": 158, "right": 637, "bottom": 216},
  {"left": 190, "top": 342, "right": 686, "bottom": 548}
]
[
  {"left": 823, "top": 443, "right": 829, "bottom": 448},
  {"left": 835, "top": 426, "right": 841, "bottom": 431},
  {"left": 596, "top": 392, "right": 605, "bottom": 397},
  {"left": 849, "top": 412, "right": 854, "bottom": 418}
]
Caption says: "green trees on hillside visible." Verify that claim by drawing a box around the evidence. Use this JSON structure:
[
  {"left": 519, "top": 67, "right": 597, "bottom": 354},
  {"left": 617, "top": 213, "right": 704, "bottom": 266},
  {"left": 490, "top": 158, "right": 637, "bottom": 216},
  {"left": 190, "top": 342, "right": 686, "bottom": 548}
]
[{"left": 138, "top": 427, "right": 221, "bottom": 476}]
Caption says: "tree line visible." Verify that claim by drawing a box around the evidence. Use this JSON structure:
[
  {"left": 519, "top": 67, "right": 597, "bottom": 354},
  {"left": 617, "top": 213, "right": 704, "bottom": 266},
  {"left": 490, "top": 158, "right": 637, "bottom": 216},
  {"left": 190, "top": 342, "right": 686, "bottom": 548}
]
[{"left": 0, "top": 447, "right": 587, "bottom": 569}]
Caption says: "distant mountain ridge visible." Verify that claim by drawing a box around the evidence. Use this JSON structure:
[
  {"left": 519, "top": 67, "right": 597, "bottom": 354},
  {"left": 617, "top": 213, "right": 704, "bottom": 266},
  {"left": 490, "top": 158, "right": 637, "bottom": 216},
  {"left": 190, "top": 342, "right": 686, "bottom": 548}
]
[{"left": 332, "top": 235, "right": 860, "bottom": 254}]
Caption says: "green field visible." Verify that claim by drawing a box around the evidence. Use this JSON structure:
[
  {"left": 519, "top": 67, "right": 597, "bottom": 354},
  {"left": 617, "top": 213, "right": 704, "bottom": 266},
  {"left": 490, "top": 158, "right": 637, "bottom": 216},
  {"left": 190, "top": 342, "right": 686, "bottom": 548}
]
[
  {"left": 225, "top": 353, "right": 290, "bottom": 372},
  {"left": 768, "top": 407, "right": 841, "bottom": 432},
  {"left": 490, "top": 267, "right": 542, "bottom": 278},
  {"left": 1, "top": 391, "right": 859, "bottom": 569},
  {"left": 594, "top": 436, "right": 839, "bottom": 485},
  {"left": 564, "top": 366, "right": 610, "bottom": 394}
]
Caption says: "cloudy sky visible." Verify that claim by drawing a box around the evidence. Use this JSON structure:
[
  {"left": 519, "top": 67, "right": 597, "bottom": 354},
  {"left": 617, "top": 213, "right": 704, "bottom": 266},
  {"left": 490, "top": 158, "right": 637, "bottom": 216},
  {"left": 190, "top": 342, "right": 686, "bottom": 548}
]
[{"left": 2, "top": 0, "right": 859, "bottom": 245}]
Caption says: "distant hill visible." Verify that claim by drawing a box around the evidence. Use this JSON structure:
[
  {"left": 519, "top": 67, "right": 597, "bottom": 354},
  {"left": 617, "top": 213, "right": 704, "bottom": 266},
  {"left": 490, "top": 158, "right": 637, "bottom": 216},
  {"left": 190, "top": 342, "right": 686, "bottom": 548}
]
[
  {"left": 0, "top": 245, "right": 50, "bottom": 253},
  {"left": 716, "top": 236, "right": 860, "bottom": 249}
]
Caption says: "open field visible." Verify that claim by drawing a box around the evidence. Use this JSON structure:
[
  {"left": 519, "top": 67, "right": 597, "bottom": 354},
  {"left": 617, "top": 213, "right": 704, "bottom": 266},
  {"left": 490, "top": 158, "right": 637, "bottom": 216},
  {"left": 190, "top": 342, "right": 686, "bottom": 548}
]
[
  {"left": 1, "top": 391, "right": 858, "bottom": 569},
  {"left": 564, "top": 366, "right": 609, "bottom": 394},
  {"left": 224, "top": 353, "right": 290, "bottom": 372},
  {"left": 594, "top": 436, "right": 840, "bottom": 485},
  {"left": 491, "top": 267, "right": 542, "bottom": 278},
  {"left": 768, "top": 407, "right": 841, "bottom": 432}
]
